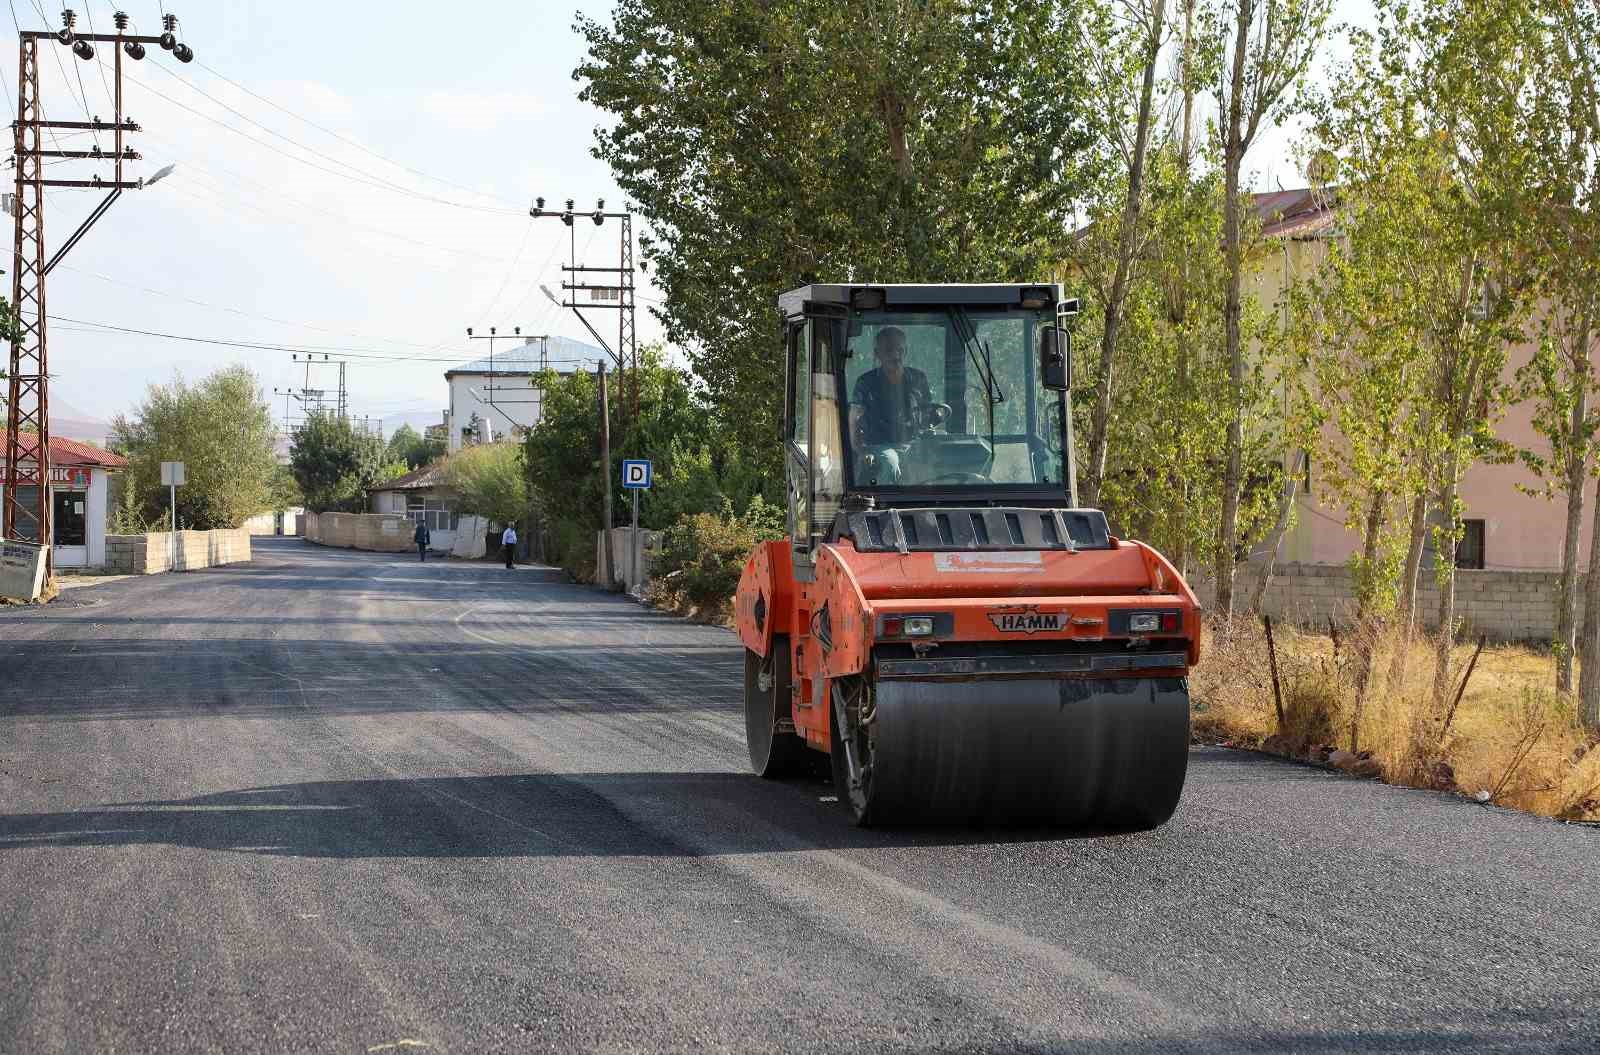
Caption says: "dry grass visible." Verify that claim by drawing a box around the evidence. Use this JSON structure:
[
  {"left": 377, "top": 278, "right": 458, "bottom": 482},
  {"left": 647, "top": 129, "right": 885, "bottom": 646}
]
[{"left": 1193, "top": 617, "right": 1600, "bottom": 823}]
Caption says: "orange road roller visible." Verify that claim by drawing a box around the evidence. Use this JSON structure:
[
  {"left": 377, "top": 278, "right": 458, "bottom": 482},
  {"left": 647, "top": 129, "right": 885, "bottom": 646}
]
[{"left": 735, "top": 283, "right": 1202, "bottom": 827}]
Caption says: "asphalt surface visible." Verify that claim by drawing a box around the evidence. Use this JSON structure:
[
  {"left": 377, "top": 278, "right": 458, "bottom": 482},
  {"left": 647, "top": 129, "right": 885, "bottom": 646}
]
[{"left": 1, "top": 537, "right": 1597, "bottom": 1054}]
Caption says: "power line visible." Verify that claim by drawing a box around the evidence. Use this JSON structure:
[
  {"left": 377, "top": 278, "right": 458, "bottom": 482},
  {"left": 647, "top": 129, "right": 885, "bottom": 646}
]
[
  {"left": 33, "top": 0, "right": 98, "bottom": 148},
  {"left": 54, "top": 263, "right": 481, "bottom": 352},
  {"left": 115, "top": 57, "right": 521, "bottom": 215},
  {"left": 188, "top": 55, "right": 521, "bottom": 209},
  {"left": 48, "top": 314, "right": 600, "bottom": 366}
]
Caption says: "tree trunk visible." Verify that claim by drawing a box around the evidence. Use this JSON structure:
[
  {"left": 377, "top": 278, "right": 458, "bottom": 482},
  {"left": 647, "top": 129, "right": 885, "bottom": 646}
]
[
  {"left": 1578, "top": 476, "right": 1600, "bottom": 735},
  {"left": 1397, "top": 489, "right": 1429, "bottom": 626},
  {"left": 1246, "top": 451, "right": 1304, "bottom": 615},
  {"left": 1556, "top": 385, "right": 1588, "bottom": 694},
  {"left": 1355, "top": 486, "right": 1389, "bottom": 619},
  {"left": 1431, "top": 462, "right": 1461, "bottom": 710},
  {"left": 1083, "top": 0, "right": 1168, "bottom": 508},
  {"left": 1213, "top": 0, "right": 1253, "bottom": 620}
]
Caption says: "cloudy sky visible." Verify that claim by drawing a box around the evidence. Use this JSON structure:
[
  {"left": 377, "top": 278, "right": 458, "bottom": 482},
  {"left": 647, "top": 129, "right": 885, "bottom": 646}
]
[
  {"left": 6, "top": 0, "right": 655, "bottom": 435},
  {"left": 6, "top": 0, "right": 1355, "bottom": 436}
]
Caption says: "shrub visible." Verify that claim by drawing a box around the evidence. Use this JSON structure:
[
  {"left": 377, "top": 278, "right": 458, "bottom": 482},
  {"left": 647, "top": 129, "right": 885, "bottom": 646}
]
[{"left": 648, "top": 496, "right": 786, "bottom": 616}]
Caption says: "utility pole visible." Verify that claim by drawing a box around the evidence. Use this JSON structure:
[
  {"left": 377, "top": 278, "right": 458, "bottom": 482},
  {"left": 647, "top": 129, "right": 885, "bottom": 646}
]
[
  {"left": 3, "top": 9, "right": 196, "bottom": 577},
  {"left": 287, "top": 353, "right": 345, "bottom": 420},
  {"left": 529, "top": 196, "right": 639, "bottom": 419},
  {"left": 466, "top": 325, "right": 538, "bottom": 440},
  {"left": 598, "top": 360, "right": 612, "bottom": 588}
]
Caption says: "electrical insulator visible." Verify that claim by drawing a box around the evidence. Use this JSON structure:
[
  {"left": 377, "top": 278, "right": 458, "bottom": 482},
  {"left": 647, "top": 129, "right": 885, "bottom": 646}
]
[
  {"left": 72, "top": 39, "right": 95, "bottom": 61},
  {"left": 61, "top": 9, "right": 76, "bottom": 28},
  {"left": 162, "top": 14, "right": 177, "bottom": 31},
  {"left": 592, "top": 210, "right": 604, "bottom": 226},
  {"left": 159, "top": 31, "right": 175, "bottom": 49},
  {"left": 123, "top": 41, "right": 145, "bottom": 60},
  {"left": 113, "top": 11, "right": 129, "bottom": 30},
  {"left": 173, "top": 43, "right": 194, "bottom": 63}
]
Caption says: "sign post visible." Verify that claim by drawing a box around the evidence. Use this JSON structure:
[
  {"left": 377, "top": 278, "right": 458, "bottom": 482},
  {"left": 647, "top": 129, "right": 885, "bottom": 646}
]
[
  {"left": 161, "top": 461, "right": 186, "bottom": 570},
  {"left": 621, "top": 459, "right": 652, "bottom": 592}
]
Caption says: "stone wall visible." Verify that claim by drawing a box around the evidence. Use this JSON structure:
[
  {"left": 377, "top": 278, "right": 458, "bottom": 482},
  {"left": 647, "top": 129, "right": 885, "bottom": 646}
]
[
  {"left": 103, "top": 529, "right": 252, "bottom": 574},
  {"left": 1200, "top": 561, "right": 1572, "bottom": 642},
  {"left": 302, "top": 511, "right": 415, "bottom": 553}
]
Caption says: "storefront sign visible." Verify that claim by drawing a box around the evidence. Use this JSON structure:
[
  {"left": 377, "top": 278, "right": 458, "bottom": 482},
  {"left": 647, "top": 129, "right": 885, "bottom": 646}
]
[{"left": 1, "top": 466, "right": 90, "bottom": 488}]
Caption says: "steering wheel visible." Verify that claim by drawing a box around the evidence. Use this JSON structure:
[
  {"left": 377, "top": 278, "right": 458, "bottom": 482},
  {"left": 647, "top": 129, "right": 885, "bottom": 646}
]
[{"left": 924, "top": 471, "right": 990, "bottom": 485}]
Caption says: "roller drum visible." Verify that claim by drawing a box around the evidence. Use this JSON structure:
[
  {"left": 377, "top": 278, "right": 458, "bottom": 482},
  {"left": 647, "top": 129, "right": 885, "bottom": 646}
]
[{"left": 864, "top": 676, "right": 1190, "bottom": 828}]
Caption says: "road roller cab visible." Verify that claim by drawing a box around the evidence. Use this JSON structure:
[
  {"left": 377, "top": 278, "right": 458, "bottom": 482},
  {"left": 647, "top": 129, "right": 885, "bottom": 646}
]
[{"left": 735, "top": 283, "right": 1202, "bottom": 827}]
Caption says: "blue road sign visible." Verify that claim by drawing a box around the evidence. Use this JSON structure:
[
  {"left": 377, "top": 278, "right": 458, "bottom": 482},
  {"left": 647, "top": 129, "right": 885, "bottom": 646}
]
[{"left": 622, "top": 459, "right": 652, "bottom": 489}]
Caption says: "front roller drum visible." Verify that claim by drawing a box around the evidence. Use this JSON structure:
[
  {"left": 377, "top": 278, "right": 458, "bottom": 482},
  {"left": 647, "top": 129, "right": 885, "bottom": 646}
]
[
  {"left": 833, "top": 676, "right": 1190, "bottom": 828},
  {"left": 744, "top": 635, "right": 810, "bottom": 778}
]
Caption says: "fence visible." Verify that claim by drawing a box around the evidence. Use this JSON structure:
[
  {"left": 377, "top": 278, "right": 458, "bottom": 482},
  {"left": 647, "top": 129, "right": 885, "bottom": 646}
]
[{"left": 1200, "top": 561, "right": 1573, "bottom": 642}]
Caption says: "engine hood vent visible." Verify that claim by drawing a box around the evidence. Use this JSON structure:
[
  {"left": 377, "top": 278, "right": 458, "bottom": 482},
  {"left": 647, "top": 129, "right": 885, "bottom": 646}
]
[{"left": 841, "top": 507, "right": 1111, "bottom": 554}]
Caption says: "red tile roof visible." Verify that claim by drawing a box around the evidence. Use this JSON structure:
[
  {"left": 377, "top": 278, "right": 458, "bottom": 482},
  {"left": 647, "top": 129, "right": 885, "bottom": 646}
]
[
  {"left": 0, "top": 429, "right": 128, "bottom": 469},
  {"left": 1253, "top": 187, "right": 1338, "bottom": 239}
]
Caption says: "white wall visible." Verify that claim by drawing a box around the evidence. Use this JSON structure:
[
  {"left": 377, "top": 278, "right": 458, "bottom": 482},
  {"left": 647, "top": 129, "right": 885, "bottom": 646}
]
[
  {"left": 86, "top": 469, "right": 108, "bottom": 567},
  {"left": 445, "top": 371, "right": 546, "bottom": 452}
]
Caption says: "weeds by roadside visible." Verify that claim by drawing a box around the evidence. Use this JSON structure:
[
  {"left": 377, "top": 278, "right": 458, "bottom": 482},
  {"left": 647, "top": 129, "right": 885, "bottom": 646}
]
[{"left": 1194, "top": 617, "right": 1600, "bottom": 822}]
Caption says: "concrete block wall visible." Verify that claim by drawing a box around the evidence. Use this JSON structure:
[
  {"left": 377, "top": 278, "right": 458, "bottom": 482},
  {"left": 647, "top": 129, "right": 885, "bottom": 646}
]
[
  {"left": 302, "top": 511, "right": 415, "bottom": 553},
  {"left": 103, "top": 529, "right": 252, "bottom": 574},
  {"left": 597, "top": 527, "right": 661, "bottom": 591},
  {"left": 1198, "top": 561, "right": 1576, "bottom": 642}
]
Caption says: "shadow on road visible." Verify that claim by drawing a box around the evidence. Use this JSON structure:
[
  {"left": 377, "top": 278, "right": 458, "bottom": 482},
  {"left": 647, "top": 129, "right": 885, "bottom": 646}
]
[{"left": 0, "top": 770, "right": 1155, "bottom": 858}]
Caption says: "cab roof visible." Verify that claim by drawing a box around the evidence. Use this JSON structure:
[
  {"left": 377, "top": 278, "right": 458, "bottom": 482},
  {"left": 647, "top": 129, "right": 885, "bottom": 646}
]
[{"left": 778, "top": 282, "right": 1064, "bottom": 317}]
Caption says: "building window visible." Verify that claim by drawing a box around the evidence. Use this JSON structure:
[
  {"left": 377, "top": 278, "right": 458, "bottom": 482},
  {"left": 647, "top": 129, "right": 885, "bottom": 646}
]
[
  {"left": 405, "top": 494, "right": 457, "bottom": 532},
  {"left": 1456, "top": 519, "right": 1485, "bottom": 570}
]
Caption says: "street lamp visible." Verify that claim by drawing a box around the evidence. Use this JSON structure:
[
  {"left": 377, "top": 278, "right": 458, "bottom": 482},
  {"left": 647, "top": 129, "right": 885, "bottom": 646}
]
[{"left": 144, "top": 162, "right": 176, "bottom": 187}]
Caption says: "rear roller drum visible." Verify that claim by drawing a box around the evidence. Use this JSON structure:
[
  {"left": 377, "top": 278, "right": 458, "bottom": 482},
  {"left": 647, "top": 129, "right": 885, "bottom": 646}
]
[
  {"left": 745, "top": 636, "right": 809, "bottom": 778},
  {"left": 832, "top": 674, "right": 1191, "bottom": 829}
]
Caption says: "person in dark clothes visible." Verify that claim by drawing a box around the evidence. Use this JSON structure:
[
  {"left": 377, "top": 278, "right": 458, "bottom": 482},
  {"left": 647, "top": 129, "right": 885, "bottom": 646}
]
[
  {"left": 849, "top": 326, "right": 932, "bottom": 483},
  {"left": 414, "top": 520, "right": 430, "bottom": 562}
]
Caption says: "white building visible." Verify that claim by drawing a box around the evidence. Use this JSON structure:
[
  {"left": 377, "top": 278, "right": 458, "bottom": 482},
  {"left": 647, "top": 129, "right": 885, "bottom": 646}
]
[
  {"left": 0, "top": 430, "right": 126, "bottom": 569},
  {"left": 369, "top": 461, "right": 463, "bottom": 551},
  {"left": 442, "top": 335, "right": 601, "bottom": 452}
]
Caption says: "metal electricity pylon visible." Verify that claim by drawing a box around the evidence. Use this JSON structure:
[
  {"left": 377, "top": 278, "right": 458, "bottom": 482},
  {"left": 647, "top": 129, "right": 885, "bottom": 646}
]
[
  {"left": 3, "top": 10, "right": 196, "bottom": 574},
  {"left": 528, "top": 196, "right": 639, "bottom": 419}
]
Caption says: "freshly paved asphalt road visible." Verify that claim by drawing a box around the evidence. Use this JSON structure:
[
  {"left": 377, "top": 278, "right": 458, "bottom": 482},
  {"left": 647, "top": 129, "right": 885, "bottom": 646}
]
[{"left": 2, "top": 538, "right": 1597, "bottom": 1054}]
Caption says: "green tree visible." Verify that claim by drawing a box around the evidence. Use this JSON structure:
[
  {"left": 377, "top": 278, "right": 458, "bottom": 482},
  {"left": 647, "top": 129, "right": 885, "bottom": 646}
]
[
  {"left": 385, "top": 424, "right": 446, "bottom": 471},
  {"left": 109, "top": 366, "right": 278, "bottom": 529},
  {"left": 1077, "top": 0, "right": 1174, "bottom": 507},
  {"left": 441, "top": 443, "right": 529, "bottom": 527},
  {"left": 289, "top": 411, "right": 396, "bottom": 513},
  {"left": 1210, "top": 0, "right": 1332, "bottom": 618},
  {"left": 576, "top": 0, "right": 1097, "bottom": 473},
  {"left": 523, "top": 351, "right": 775, "bottom": 554}
]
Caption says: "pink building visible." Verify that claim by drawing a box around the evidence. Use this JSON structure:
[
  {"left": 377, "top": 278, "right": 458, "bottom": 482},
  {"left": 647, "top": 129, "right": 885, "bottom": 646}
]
[{"left": 1235, "top": 189, "right": 1580, "bottom": 638}]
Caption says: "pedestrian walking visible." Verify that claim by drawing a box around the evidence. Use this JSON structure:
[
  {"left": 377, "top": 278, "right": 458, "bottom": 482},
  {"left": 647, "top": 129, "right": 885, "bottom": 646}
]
[
  {"left": 414, "top": 520, "right": 431, "bottom": 562},
  {"left": 501, "top": 523, "right": 518, "bottom": 569}
]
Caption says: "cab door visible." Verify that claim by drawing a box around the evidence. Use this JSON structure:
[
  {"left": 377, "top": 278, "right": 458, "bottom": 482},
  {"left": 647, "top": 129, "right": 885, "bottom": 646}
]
[{"left": 784, "top": 318, "right": 814, "bottom": 582}]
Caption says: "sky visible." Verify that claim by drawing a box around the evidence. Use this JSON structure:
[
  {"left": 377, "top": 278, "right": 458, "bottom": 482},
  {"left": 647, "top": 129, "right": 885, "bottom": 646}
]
[{"left": 5, "top": 0, "right": 1368, "bottom": 437}]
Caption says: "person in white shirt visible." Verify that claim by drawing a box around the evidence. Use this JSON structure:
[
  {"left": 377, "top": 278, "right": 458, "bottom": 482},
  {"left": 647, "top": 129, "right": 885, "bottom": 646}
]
[{"left": 501, "top": 524, "right": 518, "bottom": 569}]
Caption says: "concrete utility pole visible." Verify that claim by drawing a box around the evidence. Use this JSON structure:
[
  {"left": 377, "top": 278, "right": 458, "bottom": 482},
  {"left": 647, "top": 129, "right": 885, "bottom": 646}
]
[
  {"left": 3, "top": 10, "right": 197, "bottom": 577},
  {"left": 528, "top": 196, "right": 640, "bottom": 420},
  {"left": 598, "top": 360, "right": 612, "bottom": 588}
]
